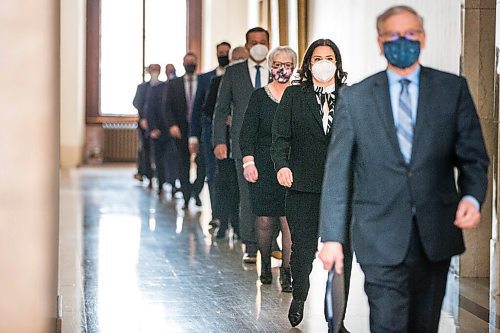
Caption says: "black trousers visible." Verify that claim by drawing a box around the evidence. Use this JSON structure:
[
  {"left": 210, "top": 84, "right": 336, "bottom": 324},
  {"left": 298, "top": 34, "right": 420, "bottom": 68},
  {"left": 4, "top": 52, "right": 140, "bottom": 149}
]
[
  {"left": 360, "top": 221, "right": 450, "bottom": 333},
  {"left": 286, "top": 190, "right": 352, "bottom": 302},
  {"left": 192, "top": 144, "right": 206, "bottom": 199},
  {"left": 152, "top": 138, "right": 178, "bottom": 188},
  {"left": 175, "top": 138, "right": 192, "bottom": 202},
  {"left": 137, "top": 127, "right": 153, "bottom": 179},
  {"left": 215, "top": 158, "right": 240, "bottom": 236}
]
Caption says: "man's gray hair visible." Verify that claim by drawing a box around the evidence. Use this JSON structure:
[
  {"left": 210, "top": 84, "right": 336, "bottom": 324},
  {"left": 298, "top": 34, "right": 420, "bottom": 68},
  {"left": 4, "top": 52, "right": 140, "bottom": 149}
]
[
  {"left": 376, "top": 5, "right": 424, "bottom": 35},
  {"left": 267, "top": 46, "right": 298, "bottom": 69}
]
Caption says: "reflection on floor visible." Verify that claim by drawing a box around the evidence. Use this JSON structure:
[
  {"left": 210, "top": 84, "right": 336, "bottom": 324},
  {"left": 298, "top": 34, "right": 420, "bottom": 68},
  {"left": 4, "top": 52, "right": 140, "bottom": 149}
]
[{"left": 59, "top": 166, "right": 500, "bottom": 333}]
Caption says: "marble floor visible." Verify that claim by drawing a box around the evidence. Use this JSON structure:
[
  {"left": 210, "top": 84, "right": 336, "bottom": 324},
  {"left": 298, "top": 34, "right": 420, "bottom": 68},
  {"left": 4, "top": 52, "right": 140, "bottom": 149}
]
[{"left": 59, "top": 165, "right": 500, "bottom": 333}]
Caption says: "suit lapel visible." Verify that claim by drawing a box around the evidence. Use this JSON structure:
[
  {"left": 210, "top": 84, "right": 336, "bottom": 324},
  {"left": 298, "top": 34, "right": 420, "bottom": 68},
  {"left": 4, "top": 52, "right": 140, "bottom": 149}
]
[
  {"left": 372, "top": 73, "right": 405, "bottom": 163},
  {"left": 411, "top": 66, "right": 432, "bottom": 164},
  {"left": 179, "top": 76, "right": 187, "bottom": 109},
  {"left": 304, "top": 86, "right": 325, "bottom": 134},
  {"left": 242, "top": 60, "right": 253, "bottom": 89}
]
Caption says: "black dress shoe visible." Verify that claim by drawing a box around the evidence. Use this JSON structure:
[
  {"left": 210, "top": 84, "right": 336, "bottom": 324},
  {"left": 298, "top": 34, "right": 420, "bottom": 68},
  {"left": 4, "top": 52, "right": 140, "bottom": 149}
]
[
  {"left": 195, "top": 195, "right": 202, "bottom": 206},
  {"left": 260, "top": 261, "right": 272, "bottom": 284},
  {"left": 288, "top": 299, "right": 305, "bottom": 327}
]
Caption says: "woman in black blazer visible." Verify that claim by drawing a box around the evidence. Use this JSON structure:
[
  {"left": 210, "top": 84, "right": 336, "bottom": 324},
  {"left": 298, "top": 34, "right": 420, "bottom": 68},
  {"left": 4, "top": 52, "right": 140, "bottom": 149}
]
[{"left": 271, "top": 39, "right": 352, "bottom": 329}]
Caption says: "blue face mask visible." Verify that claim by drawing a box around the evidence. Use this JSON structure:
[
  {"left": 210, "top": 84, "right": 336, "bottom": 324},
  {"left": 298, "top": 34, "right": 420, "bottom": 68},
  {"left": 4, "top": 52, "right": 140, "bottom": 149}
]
[{"left": 383, "top": 37, "right": 420, "bottom": 69}]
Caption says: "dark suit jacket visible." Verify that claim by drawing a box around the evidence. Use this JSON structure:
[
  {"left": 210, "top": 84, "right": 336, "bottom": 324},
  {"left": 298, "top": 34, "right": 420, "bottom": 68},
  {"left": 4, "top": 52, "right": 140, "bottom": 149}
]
[
  {"left": 271, "top": 85, "right": 332, "bottom": 193},
  {"left": 165, "top": 76, "right": 190, "bottom": 141},
  {"left": 319, "top": 66, "right": 489, "bottom": 266},
  {"left": 212, "top": 60, "right": 255, "bottom": 159},
  {"left": 144, "top": 82, "right": 170, "bottom": 142},
  {"left": 133, "top": 81, "right": 150, "bottom": 119},
  {"left": 190, "top": 69, "right": 217, "bottom": 139},
  {"left": 203, "top": 75, "right": 223, "bottom": 120}
]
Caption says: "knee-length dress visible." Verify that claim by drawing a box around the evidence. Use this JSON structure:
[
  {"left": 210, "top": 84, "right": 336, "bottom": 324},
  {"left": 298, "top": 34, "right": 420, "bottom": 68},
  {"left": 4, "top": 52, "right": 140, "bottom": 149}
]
[{"left": 239, "top": 86, "right": 286, "bottom": 216}]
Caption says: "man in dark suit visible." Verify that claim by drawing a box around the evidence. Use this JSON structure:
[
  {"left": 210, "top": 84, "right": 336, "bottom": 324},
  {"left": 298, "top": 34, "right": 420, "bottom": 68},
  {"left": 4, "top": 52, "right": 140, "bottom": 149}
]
[
  {"left": 165, "top": 52, "right": 200, "bottom": 208},
  {"left": 189, "top": 42, "right": 231, "bottom": 216},
  {"left": 213, "top": 27, "right": 270, "bottom": 263},
  {"left": 145, "top": 64, "right": 178, "bottom": 196},
  {"left": 318, "top": 6, "right": 489, "bottom": 332},
  {"left": 132, "top": 64, "right": 161, "bottom": 186},
  {"left": 204, "top": 46, "right": 248, "bottom": 239}
]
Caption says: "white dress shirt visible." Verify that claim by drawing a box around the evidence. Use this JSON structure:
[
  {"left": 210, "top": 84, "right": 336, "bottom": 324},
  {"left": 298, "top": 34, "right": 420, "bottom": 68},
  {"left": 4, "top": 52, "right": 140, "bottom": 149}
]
[{"left": 247, "top": 58, "right": 269, "bottom": 88}]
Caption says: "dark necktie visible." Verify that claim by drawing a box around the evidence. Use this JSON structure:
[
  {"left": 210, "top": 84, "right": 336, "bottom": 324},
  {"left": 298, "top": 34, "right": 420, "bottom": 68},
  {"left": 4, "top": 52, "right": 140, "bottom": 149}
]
[
  {"left": 397, "top": 79, "right": 413, "bottom": 163},
  {"left": 254, "top": 65, "right": 261, "bottom": 89},
  {"left": 187, "top": 76, "right": 194, "bottom": 121}
]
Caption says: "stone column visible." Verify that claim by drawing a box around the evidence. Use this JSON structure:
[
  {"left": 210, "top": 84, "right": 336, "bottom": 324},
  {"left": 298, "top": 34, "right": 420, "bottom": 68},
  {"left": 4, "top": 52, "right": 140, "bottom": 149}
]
[
  {"left": 0, "top": 0, "right": 59, "bottom": 332},
  {"left": 461, "top": 0, "right": 497, "bottom": 278}
]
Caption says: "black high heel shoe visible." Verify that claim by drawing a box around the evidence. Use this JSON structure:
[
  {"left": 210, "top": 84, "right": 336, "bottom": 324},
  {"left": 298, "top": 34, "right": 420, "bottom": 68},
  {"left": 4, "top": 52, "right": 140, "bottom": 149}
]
[
  {"left": 280, "top": 267, "right": 292, "bottom": 293},
  {"left": 260, "top": 261, "right": 272, "bottom": 284},
  {"left": 288, "top": 299, "right": 305, "bottom": 327}
]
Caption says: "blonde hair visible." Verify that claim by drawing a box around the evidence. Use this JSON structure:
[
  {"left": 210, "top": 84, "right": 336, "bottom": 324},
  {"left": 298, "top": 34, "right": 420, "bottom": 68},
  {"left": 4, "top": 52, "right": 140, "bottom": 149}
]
[{"left": 267, "top": 46, "right": 298, "bottom": 69}]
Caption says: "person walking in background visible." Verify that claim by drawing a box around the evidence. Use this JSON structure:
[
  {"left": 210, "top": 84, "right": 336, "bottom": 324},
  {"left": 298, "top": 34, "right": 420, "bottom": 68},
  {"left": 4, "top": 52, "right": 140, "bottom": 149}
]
[
  {"left": 145, "top": 64, "right": 179, "bottom": 197},
  {"left": 212, "top": 27, "right": 270, "bottom": 264},
  {"left": 240, "top": 46, "right": 296, "bottom": 292},
  {"left": 206, "top": 46, "right": 248, "bottom": 239},
  {"left": 271, "top": 39, "right": 352, "bottom": 330},
  {"left": 132, "top": 63, "right": 160, "bottom": 187},
  {"left": 165, "top": 52, "right": 200, "bottom": 209},
  {"left": 318, "top": 6, "right": 489, "bottom": 333},
  {"left": 190, "top": 42, "right": 232, "bottom": 218}
]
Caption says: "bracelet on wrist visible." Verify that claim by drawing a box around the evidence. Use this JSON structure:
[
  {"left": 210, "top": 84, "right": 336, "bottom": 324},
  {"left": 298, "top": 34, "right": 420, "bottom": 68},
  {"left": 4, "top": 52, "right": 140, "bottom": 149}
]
[{"left": 242, "top": 161, "right": 255, "bottom": 168}]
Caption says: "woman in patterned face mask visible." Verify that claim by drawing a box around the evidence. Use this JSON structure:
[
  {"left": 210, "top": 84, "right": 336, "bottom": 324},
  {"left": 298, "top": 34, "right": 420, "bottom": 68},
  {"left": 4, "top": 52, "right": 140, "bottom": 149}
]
[
  {"left": 239, "top": 46, "right": 297, "bottom": 294},
  {"left": 270, "top": 39, "right": 352, "bottom": 331}
]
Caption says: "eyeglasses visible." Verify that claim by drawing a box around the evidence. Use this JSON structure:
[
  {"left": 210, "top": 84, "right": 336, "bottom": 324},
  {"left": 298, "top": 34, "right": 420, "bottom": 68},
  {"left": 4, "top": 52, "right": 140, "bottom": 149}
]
[
  {"left": 272, "top": 62, "right": 294, "bottom": 69},
  {"left": 311, "top": 56, "right": 336, "bottom": 64},
  {"left": 381, "top": 30, "right": 423, "bottom": 42}
]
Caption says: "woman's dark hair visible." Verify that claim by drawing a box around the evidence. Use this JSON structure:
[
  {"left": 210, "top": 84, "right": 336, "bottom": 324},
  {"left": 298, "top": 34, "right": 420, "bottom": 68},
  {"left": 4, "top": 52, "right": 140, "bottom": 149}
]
[{"left": 293, "top": 38, "right": 347, "bottom": 88}]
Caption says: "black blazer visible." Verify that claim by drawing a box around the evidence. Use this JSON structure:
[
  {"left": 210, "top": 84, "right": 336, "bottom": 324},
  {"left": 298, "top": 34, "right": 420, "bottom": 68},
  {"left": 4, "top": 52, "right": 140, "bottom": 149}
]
[
  {"left": 165, "top": 76, "right": 189, "bottom": 140},
  {"left": 271, "top": 84, "right": 332, "bottom": 193},
  {"left": 319, "top": 66, "right": 489, "bottom": 266},
  {"left": 133, "top": 82, "right": 150, "bottom": 119},
  {"left": 145, "top": 82, "right": 171, "bottom": 142},
  {"left": 203, "top": 75, "right": 222, "bottom": 120}
]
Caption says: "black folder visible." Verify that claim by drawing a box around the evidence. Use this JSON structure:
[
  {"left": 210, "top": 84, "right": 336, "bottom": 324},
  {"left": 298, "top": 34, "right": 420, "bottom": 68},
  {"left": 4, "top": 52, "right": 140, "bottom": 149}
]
[{"left": 324, "top": 269, "right": 345, "bottom": 333}]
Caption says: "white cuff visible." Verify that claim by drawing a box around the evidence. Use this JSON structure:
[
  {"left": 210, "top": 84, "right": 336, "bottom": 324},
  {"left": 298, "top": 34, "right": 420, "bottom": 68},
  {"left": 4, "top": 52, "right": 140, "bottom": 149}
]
[
  {"left": 242, "top": 161, "right": 255, "bottom": 168},
  {"left": 188, "top": 137, "right": 199, "bottom": 145}
]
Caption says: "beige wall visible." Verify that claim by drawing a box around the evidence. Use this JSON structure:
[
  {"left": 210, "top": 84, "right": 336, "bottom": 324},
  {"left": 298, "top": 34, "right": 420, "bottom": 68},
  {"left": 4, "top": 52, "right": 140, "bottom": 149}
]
[
  {"left": 308, "top": 0, "right": 462, "bottom": 83},
  {"left": 60, "top": 0, "right": 86, "bottom": 168},
  {"left": 202, "top": 0, "right": 253, "bottom": 72},
  {"left": 0, "top": 0, "right": 59, "bottom": 332}
]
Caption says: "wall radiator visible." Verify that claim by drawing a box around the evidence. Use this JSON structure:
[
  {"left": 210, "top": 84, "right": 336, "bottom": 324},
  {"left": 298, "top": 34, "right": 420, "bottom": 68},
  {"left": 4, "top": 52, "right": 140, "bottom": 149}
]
[{"left": 102, "top": 122, "right": 139, "bottom": 162}]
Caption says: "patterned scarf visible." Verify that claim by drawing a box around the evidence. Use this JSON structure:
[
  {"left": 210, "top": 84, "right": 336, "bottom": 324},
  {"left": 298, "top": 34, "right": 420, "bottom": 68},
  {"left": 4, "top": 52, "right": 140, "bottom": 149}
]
[{"left": 314, "top": 84, "right": 336, "bottom": 134}]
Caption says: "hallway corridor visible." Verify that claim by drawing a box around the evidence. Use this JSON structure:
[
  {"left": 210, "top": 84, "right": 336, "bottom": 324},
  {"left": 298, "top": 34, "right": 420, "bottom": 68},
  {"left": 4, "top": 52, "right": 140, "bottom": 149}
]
[{"left": 59, "top": 166, "right": 498, "bottom": 333}]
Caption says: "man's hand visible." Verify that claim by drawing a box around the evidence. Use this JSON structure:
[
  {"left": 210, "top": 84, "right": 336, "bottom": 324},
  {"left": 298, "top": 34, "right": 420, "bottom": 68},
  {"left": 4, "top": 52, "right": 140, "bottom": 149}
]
[
  {"left": 169, "top": 125, "right": 181, "bottom": 139},
  {"left": 214, "top": 144, "right": 227, "bottom": 160},
  {"left": 277, "top": 167, "right": 293, "bottom": 188},
  {"left": 150, "top": 129, "right": 161, "bottom": 139},
  {"left": 244, "top": 165, "right": 258, "bottom": 183},
  {"left": 189, "top": 142, "right": 199, "bottom": 155},
  {"left": 139, "top": 119, "right": 148, "bottom": 130},
  {"left": 454, "top": 199, "right": 481, "bottom": 230},
  {"left": 318, "top": 242, "right": 344, "bottom": 274}
]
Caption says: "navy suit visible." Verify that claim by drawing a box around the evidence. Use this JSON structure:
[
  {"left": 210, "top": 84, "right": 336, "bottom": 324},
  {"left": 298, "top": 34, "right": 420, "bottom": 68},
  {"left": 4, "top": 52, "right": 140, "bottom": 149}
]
[
  {"left": 145, "top": 82, "right": 178, "bottom": 189},
  {"left": 191, "top": 69, "right": 218, "bottom": 212},
  {"left": 320, "top": 67, "right": 489, "bottom": 332},
  {"left": 132, "top": 82, "right": 153, "bottom": 179}
]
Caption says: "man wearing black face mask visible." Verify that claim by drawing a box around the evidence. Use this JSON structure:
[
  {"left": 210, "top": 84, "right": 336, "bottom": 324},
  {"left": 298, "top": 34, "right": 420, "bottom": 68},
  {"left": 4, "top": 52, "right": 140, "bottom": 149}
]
[
  {"left": 165, "top": 51, "right": 200, "bottom": 209},
  {"left": 318, "top": 6, "right": 489, "bottom": 332},
  {"left": 189, "top": 42, "right": 231, "bottom": 213}
]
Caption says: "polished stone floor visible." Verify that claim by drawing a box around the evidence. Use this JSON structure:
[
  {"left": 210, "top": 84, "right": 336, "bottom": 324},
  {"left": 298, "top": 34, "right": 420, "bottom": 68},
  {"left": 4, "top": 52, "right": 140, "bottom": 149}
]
[{"left": 59, "top": 166, "right": 500, "bottom": 333}]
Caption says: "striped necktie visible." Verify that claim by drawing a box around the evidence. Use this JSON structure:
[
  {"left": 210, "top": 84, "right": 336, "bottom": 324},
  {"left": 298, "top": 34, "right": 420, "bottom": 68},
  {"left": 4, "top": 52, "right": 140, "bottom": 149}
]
[{"left": 397, "top": 78, "right": 413, "bottom": 164}]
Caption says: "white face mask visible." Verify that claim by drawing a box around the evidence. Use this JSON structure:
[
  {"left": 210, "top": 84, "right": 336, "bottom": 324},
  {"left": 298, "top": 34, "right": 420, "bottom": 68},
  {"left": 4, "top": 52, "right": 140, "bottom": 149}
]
[
  {"left": 249, "top": 44, "right": 269, "bottom": 62},
  {"left": 311, "top": 60, "right": 337, "bottom": 83}
]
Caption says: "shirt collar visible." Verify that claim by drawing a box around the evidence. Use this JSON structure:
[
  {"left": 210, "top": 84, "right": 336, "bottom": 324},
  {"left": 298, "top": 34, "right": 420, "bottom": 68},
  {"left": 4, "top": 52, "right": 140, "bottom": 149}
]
[
  {"left": 314, "top": 83, "right": 336, "bottom": 94},
  {"left": 248, "top": 57, "right": 268, "bottom": 69},
  {"left": 387, "top": 64, "right": 421, "bottom": 87}
]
